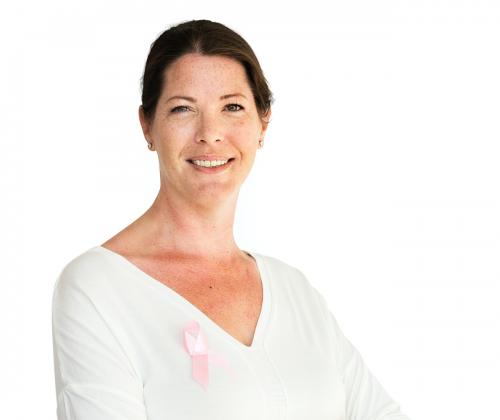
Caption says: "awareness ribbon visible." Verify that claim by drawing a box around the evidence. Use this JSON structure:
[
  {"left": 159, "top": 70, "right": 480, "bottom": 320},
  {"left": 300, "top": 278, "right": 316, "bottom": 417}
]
[{"left": 182, "top": 320, "right": 233, "bottom": 389}]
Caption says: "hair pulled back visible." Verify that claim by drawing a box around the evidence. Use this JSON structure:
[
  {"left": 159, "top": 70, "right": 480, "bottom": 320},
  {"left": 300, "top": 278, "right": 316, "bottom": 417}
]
[{"left": 140, "top": 19, "right": 274, "bottom": 124}]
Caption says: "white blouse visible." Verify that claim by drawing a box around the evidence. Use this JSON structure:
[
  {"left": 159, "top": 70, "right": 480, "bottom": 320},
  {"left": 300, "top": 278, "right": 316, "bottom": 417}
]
[{"left": 51, "top": 245, "right": 411, "bottom": 420}]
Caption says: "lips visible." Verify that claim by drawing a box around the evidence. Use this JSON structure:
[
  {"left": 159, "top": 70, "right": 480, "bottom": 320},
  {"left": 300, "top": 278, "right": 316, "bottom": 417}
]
[
  {"left": 187, "top": 158, "right": 235, "bottom": 172},
  {"left": 187, "top": 155, "right": 235, "bottom": 162}
]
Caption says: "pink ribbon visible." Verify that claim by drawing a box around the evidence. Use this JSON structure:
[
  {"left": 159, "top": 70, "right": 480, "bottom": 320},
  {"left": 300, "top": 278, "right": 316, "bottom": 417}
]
[{"left": 182, "top": 320, "right": 233, "bottom": 389}]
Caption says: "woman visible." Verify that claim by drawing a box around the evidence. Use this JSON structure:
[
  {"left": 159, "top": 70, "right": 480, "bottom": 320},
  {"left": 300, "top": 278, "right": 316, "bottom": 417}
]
[{"left": 51, "top": 19, "right": 411, "bottom": 420}]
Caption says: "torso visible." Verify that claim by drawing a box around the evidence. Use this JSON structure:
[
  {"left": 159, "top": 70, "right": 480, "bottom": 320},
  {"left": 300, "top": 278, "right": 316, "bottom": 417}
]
[{"left": 101, "top": 238, "right": 263, "bottom": 347}]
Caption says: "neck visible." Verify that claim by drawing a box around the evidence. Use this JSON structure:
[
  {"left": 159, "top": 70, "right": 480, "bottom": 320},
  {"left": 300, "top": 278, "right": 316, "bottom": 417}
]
[{"left": 133, "top": 185, "right": 244, "bottom": 262}]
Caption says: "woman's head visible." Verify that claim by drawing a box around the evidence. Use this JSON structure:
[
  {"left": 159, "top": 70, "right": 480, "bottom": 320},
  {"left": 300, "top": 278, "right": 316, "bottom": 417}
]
[
  {"left": 140, "top": 19, "right": 274, "bottom": 126},
  {"left": 138, "top": 20, "right": 274, "bottom": 202}
]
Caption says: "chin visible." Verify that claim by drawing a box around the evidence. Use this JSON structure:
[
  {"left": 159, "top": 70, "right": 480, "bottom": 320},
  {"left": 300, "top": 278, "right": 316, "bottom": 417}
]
[{"left": 191, "top": 180, "right": 241, "bottom": 197}]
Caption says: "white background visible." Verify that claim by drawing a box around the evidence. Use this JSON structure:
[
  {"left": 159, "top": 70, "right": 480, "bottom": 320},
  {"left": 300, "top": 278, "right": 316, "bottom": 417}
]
[{"left": 1, "top": 1, "right": 499, "bottom": 419}]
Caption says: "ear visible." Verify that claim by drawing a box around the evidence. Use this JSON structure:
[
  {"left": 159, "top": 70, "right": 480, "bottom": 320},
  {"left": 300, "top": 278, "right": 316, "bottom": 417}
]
[
  {"left": 138, "top": 105, "right": 152, "bottom": 143},
  {"left": 260, "top": 108, "right": 272, "bottom": 138}
]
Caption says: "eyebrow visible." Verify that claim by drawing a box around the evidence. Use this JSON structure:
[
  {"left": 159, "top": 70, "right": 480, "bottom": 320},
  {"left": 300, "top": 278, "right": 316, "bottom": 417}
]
[{"left": 166, "top": 93, "right": 247, "bottom": 103}]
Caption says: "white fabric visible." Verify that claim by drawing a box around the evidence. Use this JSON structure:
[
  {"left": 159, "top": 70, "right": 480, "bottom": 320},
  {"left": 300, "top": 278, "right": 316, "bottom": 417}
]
[{"left": 51, "top": 245, "right": 411, "bottom": 420}]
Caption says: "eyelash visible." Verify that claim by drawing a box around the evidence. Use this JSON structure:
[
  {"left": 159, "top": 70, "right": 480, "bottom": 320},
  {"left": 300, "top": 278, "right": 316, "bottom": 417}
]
[{"left": 170, "top": 103, "right": 244, "bottom": 113}]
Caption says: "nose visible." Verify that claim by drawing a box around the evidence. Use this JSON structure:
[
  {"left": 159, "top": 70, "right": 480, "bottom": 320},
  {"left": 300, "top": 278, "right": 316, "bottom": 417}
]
[{"left": 196, "top": 111, "right": 223, "bottom": 145}]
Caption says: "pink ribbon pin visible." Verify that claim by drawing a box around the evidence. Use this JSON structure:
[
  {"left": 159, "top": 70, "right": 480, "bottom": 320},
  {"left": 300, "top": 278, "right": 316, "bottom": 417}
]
[{"left": 182, "top": 320, "right": 233, "bottom": 389}]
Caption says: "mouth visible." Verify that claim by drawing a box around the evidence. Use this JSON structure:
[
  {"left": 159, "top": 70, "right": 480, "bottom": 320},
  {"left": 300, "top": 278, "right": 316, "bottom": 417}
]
[
  {"left": 187, "top": 157, "right": 235, "bottom": 165},
  {"left": 187, "top": 157, "right": 236, "bottom": 172}
]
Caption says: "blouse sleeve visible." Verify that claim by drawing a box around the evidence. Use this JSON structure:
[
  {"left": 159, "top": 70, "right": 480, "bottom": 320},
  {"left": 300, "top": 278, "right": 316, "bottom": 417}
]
[
  {"left": 327, "top": 310, "right": 412, "bottom": 420},
  {"left": 51, "top": 265, "right": 148, "bottom": 420}
]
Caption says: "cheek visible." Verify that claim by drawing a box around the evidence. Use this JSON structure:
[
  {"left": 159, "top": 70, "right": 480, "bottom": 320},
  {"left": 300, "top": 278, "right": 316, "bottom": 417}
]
[
  {"left": 154, "top": 116, "right": 259, "bottom": 146},
  {"left": 154, "top": 123, "right": 193, "bottom": 153},
  {"left": 159, "top": 122, "right": 193, "bottom": 140},
  {"left": 227, "top": 121, "right": 260, "bottom": 144}
]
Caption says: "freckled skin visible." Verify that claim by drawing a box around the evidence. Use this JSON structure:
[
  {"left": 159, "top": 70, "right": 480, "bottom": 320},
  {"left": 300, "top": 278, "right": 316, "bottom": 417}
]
[
  {"left": 103, "top": 53, "right": 271, "bottom": 346},
  {"left": 106, "top": 53, "right": 272, "bottom": 260},
  {"left": 139, "top": 53, "right": 270, "bottom": 207}
]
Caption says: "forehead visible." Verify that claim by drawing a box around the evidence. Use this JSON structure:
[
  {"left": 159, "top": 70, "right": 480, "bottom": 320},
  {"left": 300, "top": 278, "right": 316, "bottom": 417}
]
[{"left": 162, "top": 53, "right": 250, "bottom": 96}]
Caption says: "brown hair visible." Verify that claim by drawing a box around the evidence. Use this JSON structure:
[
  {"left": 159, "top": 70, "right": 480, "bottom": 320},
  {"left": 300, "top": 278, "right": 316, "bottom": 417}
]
[{"left": 140, "top": 19, "right": 274, "bottom": 124}]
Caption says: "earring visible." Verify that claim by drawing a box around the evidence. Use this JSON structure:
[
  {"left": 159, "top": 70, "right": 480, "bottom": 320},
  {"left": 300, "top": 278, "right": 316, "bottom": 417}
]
[
  {"left": 258, "top": 139, "right": 263, "bottom": 148},
  {"left": 147, "top": 142, "right": 154, "bottom": 150}
]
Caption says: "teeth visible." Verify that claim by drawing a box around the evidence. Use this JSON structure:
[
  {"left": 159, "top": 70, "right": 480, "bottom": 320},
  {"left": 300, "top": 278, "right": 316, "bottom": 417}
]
[{"left": 192, "top": 159, "right": 229, "bottom": 168}]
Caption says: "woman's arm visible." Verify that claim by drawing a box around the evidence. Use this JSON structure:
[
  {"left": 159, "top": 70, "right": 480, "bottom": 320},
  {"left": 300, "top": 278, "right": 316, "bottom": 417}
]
[
  {"left": 51, "top": 267, "right": 148, "bottom": 420},
  {"left": 327, "top": 309, "right": 412, "bottom": 420}
]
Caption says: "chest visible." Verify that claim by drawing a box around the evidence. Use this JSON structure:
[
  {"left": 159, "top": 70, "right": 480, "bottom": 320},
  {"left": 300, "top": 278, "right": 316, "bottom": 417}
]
[{"left": 128, "top": 256, "right": 263, "bottom": 347}]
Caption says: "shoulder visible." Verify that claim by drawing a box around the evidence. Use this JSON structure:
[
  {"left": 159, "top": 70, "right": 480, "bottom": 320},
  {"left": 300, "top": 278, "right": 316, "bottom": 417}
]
[
  {"left": 253, "top": 251, "right": 306, "bottom": 280},
  {"left": 253, "top": 251, "right": 325, "bottom": 304},
  {"left": 255, "top": 252, "right": 342, "bottom": 339},
  {"left": 52, "top": 246, "right": 116, "bottom": 300}
]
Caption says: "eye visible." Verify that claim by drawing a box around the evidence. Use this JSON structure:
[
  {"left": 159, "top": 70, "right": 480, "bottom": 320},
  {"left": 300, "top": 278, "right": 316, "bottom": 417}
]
[
  {"left": 170, "top": 104, "right": 244, "bottom": 113},
  {"left": 170, "top": 105, "right": 190, "bottom": 113},
  {"left": 226, "top": 103, "right": 244, "bottom": 112}
]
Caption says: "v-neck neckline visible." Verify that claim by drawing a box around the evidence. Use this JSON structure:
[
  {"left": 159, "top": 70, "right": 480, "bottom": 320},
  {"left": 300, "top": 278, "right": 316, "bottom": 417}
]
[{"left": 91, "top": 245, "right": 271, "bottom": 352}]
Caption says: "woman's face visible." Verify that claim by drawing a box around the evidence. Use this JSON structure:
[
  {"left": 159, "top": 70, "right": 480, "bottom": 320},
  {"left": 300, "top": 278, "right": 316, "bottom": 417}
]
[{"left": 139, "top": 53, "right": 270, "bottom": 206}]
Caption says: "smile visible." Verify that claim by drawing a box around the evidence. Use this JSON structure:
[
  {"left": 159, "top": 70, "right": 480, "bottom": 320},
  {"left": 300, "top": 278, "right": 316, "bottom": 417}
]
[{"left": 187, "top": 158, "right": 235, "bottom": 173}]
